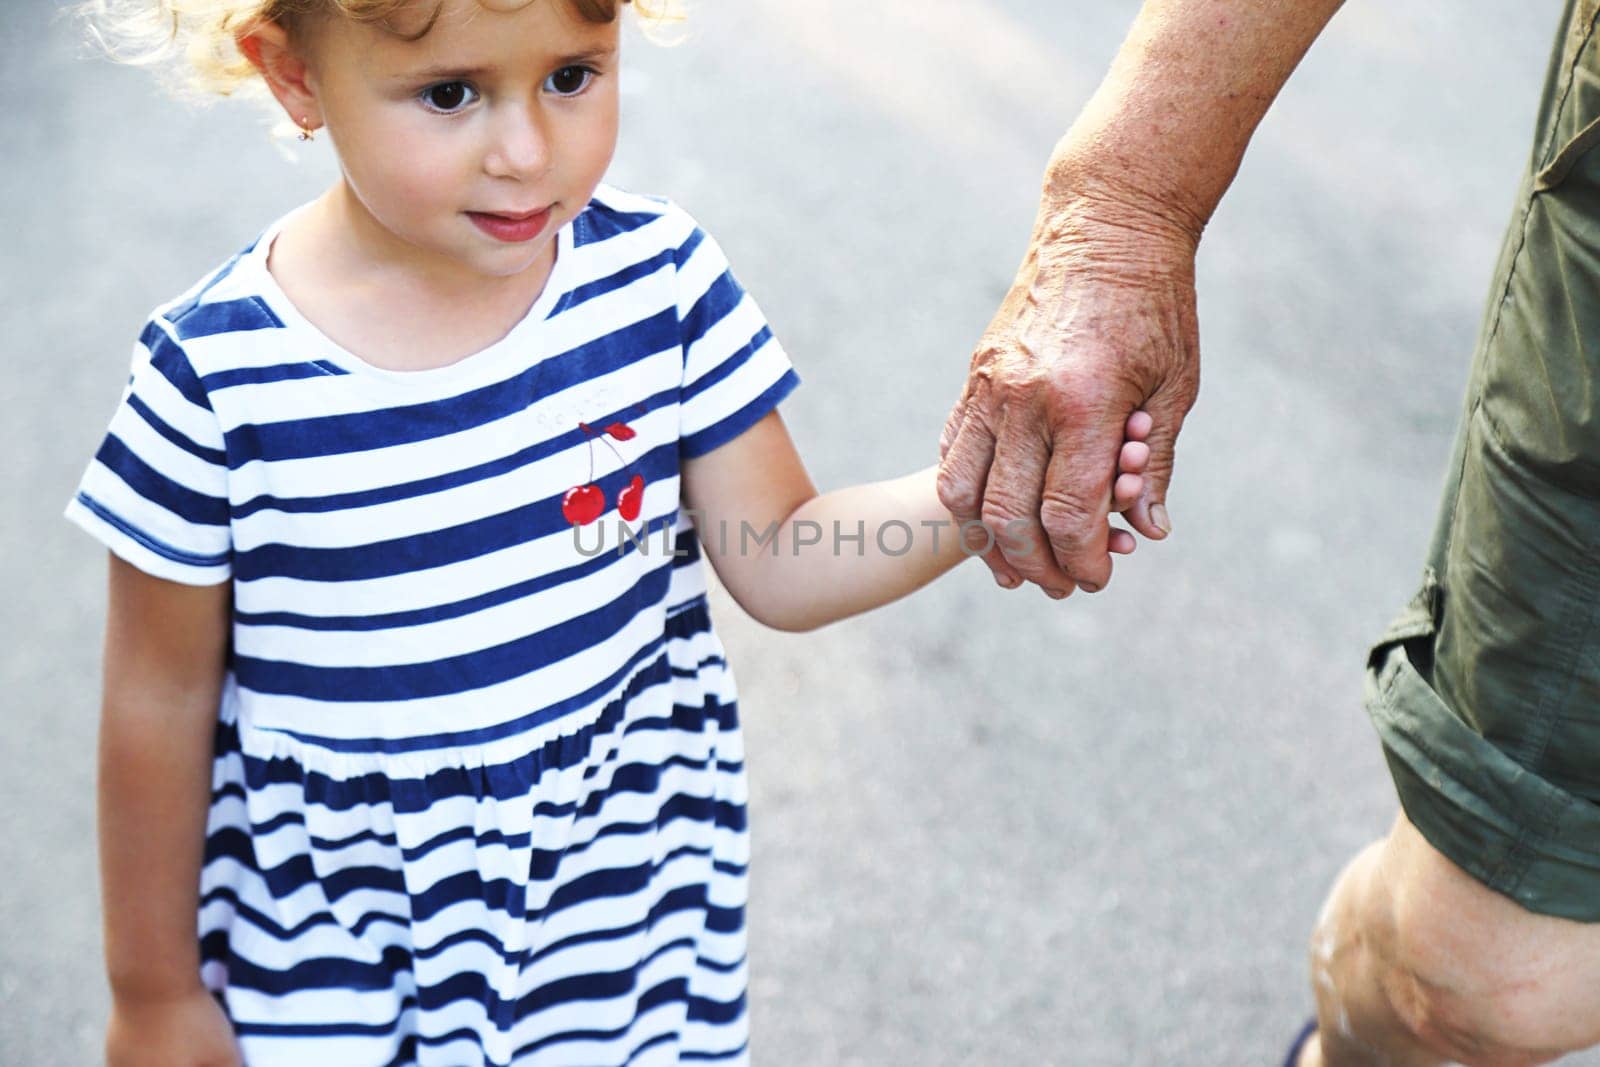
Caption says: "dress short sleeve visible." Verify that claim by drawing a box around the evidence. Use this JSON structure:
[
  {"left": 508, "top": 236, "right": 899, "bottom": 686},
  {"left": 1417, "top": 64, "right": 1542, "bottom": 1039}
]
[
  {"left": 63, "top": 317, "right": 232, "bottom": 586},
  {"left": 674, "top": 218, "right": 801, "bottom": 458}
]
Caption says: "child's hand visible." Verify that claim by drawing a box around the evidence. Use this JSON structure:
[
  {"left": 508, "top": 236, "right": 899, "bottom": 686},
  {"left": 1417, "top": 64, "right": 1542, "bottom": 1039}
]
[
  {"left": 107, "top": 987, "right": 242, "bottom": 1067},
  {"left": 1106, "top": 410, "right": 1154, "bottom": 557}
]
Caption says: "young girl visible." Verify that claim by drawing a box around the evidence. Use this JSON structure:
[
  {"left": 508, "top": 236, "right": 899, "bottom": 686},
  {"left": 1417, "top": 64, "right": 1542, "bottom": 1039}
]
[{"left": 65, "top": 0, "right": 1151, "bottom": 1063}]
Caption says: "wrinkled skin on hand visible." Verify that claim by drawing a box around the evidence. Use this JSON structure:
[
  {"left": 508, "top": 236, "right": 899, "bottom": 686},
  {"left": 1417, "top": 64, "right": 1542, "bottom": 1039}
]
[{"left": 938, "top": 182, "right": 1201, "bottom": 597}]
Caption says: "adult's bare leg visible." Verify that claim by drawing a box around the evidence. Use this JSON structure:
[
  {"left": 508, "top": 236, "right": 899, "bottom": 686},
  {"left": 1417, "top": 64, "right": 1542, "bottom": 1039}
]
[{"left": 1297, "top": 811, "right": 1600, "bottom": 1067}]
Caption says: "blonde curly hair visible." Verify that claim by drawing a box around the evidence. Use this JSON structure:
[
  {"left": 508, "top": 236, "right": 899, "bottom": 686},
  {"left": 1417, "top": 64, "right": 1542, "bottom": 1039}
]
[{"left": 75, "top": 0, "right": 679, "bottom": 106}]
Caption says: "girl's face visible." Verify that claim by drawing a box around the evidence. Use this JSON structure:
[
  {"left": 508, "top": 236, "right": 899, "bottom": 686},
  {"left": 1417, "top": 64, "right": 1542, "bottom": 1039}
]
[{"left": 301, "top": 0, "right": 620, "bottom": 283}]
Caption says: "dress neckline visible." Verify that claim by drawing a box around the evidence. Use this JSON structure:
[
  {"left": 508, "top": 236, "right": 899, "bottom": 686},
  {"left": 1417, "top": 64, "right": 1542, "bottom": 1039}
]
[{"left": 245, "top": 200, "right": 574, "bottom": 390}]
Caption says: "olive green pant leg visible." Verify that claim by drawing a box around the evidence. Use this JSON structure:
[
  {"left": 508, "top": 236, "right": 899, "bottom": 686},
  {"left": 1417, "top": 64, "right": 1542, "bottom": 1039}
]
[{"left": 1365, "top": 0, "right": 1600, "bottom": 922}]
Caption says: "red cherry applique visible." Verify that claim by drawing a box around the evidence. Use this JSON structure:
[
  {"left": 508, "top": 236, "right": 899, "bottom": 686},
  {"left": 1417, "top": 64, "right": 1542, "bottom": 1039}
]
[
  {"left": 617, "top": 474, "right": 645, "bottom": 521},
  {"left": 562, "top": 484, "right": 605, "bottom": 526},
  {"left": 562, "top": 417, "right": 648, "bottom": 527}
]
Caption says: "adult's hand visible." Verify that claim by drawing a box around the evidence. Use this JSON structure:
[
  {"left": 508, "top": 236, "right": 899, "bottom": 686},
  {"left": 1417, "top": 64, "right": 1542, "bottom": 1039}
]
[
  {"left": 938, "top": 159, "right": 1201, "bottom": 596},
  {"left": 935, "top": 0, "right": 1347, "bottom": 597}
]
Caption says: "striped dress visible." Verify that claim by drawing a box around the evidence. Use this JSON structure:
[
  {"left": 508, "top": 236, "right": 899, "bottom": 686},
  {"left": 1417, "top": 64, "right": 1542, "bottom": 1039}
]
[{"left": 63, "top": 184, "right": 799, "bottom": 1067}]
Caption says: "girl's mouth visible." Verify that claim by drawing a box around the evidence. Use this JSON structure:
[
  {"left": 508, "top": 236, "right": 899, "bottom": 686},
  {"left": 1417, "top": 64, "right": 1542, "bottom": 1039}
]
[{"left": 467, "top": 206, "right": 553, "bottom": 244}]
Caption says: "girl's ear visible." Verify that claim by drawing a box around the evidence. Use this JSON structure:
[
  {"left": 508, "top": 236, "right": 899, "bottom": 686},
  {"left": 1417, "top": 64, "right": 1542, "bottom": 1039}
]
[{"left": 236, "top": 21, "right": 323, "bottom": 134}]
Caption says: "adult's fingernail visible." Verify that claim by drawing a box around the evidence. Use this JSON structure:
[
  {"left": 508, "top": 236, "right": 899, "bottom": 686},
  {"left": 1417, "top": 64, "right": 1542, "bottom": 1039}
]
[
  {"left": 995, "top": 573, "right": 1018, "bottom": 589},
  {"left": 1045, "top": 587, "right": 1070, "bottom": 600},
  {"left": 1151, "top": 504, "right": 1172, "bottom": 535},
  {"left": 1079, "top": 581, "right": 1100, "bottom": 594}
]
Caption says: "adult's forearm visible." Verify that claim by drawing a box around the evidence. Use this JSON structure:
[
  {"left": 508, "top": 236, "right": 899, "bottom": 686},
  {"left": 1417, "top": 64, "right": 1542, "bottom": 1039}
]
[
  {"left": 1052, "top": 0, "right": 1347, "bottom": 240},
  {"left": 935, "top": 2, "right": 1330, "bottom": 589},
  {"left": 99, "top": 691, "right": 219, "bottom": 1000}
]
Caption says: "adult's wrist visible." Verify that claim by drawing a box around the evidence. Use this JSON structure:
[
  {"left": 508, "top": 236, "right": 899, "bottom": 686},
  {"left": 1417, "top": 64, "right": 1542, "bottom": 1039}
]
[
  {"left": 1040, "top": 135, "right": 1209, "bottom": 259},
  {"left": 1022, "top": 155, "right": 1202, "bottom": 302}
]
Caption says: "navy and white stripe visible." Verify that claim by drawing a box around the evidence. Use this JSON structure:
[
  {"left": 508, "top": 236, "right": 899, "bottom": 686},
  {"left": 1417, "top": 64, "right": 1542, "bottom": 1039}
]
[{"left": 64, "top": 185, "right": 798, "bottom": 1066}]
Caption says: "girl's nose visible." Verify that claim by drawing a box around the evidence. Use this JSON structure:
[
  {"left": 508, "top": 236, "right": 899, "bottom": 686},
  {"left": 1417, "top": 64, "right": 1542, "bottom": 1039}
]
[{"left": 483, "top": 104, "right": 552, "bottom": 180}]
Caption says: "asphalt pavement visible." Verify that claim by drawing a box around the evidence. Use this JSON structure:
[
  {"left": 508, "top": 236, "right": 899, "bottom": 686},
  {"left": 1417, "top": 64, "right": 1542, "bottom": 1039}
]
[{"left": 6, "top": 0, "right": 1598, "bottom": 1063}]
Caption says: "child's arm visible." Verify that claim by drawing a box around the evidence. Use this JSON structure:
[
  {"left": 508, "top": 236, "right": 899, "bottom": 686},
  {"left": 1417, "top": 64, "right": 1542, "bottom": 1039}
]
[
  {"left": 98, "top": 554, "right": 240, "bottom": 1063},
  {"left": 680, "top": 412, "right": 1146, "bottom": 632}
]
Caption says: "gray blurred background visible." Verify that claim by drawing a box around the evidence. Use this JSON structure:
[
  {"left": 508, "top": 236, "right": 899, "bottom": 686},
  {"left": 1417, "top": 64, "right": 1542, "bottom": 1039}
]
[{"left": 7, "top": 0, "right": 1598, "bottom": 1063}]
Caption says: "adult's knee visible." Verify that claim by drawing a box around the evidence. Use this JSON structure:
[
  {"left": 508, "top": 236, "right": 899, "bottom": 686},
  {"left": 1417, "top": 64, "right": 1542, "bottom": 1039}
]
[
  {"left": 1372, "top": 818, "right": 1600, "bottom": 1065},
  {"left": 1377, "top": 950, "right": 1569, "bottom": 1066}
]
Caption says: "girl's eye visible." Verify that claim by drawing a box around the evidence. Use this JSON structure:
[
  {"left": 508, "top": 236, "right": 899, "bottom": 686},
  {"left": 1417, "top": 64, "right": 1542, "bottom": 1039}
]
[
  {"left": 545, "top": 66, "right": 594, "bottom": 97},
  {"left": 420, "top": 81, "right": 478, "bottom": 114}
]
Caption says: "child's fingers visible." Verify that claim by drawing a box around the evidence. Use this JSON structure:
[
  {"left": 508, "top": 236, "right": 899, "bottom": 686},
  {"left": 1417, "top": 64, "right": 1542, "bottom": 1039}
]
[
  {"left": 1084, "top": 412, "right": 1150, "bottom": 552},
  {"left": 1112, "top": 472, "right": 1144, "bottom": 512},
  {"left": 1120, "top": 440, "right": 1150, "bottom": 473},
  {"left": 1111, "top": 417, "right": 1152, "bottom": 524}
]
